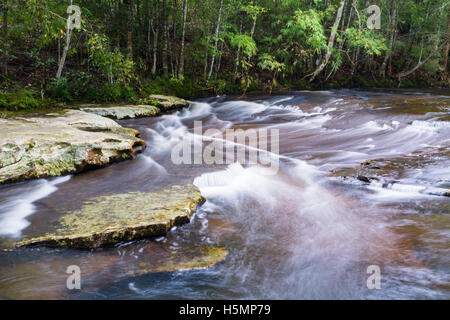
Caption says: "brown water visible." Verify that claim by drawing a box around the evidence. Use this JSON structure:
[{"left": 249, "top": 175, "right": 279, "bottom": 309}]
[{"left": 0, "top": 89, "right": 449, "bottom": 299}]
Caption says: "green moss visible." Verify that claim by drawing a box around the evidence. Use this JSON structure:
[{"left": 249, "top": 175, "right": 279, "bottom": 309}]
[
  {"left": 129, "top": 246, "right": 228, "bottom": 276},
  {"left": 137, "top": 94, "right": 189, "bottom": 111},
  {"left": 0, "top": 90, "right": 49, "bottom": 112},
  {"left": 80, "top": 105, "right": 161, "bottom": 120},
  {"left": 15, "top": 184, "right": 205, "bottom": 249},
  {"left": 0, "top": 111, "right": 146, "bottom": 184}
]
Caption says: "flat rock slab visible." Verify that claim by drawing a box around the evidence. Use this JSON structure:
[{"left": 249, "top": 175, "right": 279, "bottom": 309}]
[
  {"left": 80, "top": 104, "right": 161, "bottom": 120},
  {"left": 80, "top": 95, "right": 189, "bottom": 120},
  {"left": 0, "top": 110, "right": 145, "bottom": 184},
  {"left": 128, "top": 245, "right": 228, "bottom": 278},
  {"left": 15, "top": 183, "right": 205, "bottom": 249},
  {"left": 143, "top": 94, "right": 189, "bottom": 111}
]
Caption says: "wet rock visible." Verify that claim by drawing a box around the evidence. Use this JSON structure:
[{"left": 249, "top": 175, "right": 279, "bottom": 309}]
[
  {"left": 331, "top": 160, "right": 397, "bottom": 184},
  {"left": 138, "top": 94, "right": 189, "bottom": 111},
  {"left": 127, "top": 245, "right": 228, "bottom": 277},
  {"left": 0, "top": 244, "right": 227, "bottom": 299},
  {"left": 15, "top": 183, "right": 205, "bottom": 249},
  {"left": 79, "top": 95, "right": 189, "bottom": 120},
  {"left": 330, "top": 158, "right": 450, "bottom": 198},
  {"left": 357, "top": 175, "right": 372, "bottom": 183},
  {"left": 0, "top": 110, "right": 145, "bottom": 184},
  {"left": 80, "top": 105, "right": 161, "bottom": 120}
]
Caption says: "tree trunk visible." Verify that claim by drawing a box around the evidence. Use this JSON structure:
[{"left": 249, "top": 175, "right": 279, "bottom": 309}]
[
  {"left": 1, "top": 0, "right": 8, "bottom": 76},
  {"left": 206, "top": 0, "right": 223, "bottom": 86},
  {"left": 349, "top": 0, "right": 361, "bottom": 79},
  {"left": 147, "top": 0, "right": 152, "bottom": 63},
  {"left": 214, "top": 41, "right": 224, "bottom": 86},
  {"left": 250, "top": 0, "right": 258, "bottom": 38},
  {"left": 397, "top": 3, "right": 445, "bottom": 82},
  {"left": 56, "top": 21, "right": 72, "bottom": 79},
  {"left": 172, "top": 0, "right": 178, "bottom": 76},
  {"left": 380, "top": 5, "right": 397, "bottom": 77},
  {"left": 396, "top": 42, "right": 446, "bottom": 81},
  {"left": 125, "top": 0, "right": 134, "bottom": 61},
  {"left": 152, "top": 27, "right": 159, "bottom": 75},
  {"left": 233, "top": 15, "right": 243, "bottom": 82},
  {"left": 442, "top": 11, "right": 450, "bottom": 80},
  {"left": 203, "top": 52, "right": 208, "bottom": 81},
  {"left": 309, "top": 0, "right": 345, "bottom": 82},
  {"left": 162, "top": 0, "right": 169, "bottom": 77},
  {"left": 114, "top": 0, "right": 121, "bottom": 51},
  {"left": 178, "top": 0, "right": 188, "bottom": 77}
]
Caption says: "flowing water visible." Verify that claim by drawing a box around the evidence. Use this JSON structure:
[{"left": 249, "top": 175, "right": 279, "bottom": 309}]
[{"left": 0, "top": 89, "right": 448, "bottom": 299}]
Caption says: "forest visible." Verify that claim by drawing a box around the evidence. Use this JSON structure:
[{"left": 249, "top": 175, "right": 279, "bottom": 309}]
[{"left": 0, "top": 0, "right": 449, "bottom": 110}]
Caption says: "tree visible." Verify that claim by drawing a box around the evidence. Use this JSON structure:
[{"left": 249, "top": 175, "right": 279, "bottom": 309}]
[
  {"left": 124, "top": 0, "right": 134, "bottom": 61},
  {"left": 56, "top": 2, "right": 75, "bottom": 79},
  {"left": 1, "top": 0, "right": 8, "bottom": 76},
  {"left": 178, "top": 0, "right": 188, "bottom": 77},
  {"left": 206, "top": 0, "right": 223, "bottom": 86},
  {"left": 309, "top": 1, "right": 346, "bottom": 82}
]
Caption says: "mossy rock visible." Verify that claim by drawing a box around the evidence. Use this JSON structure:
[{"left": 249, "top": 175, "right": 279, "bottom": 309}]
[
  {"left": 0, "top": 110, "right": 145, "bottom": 184},
  {"left": 80, "top": 104, "right": 161, "bottom": 120},
  {"left": 15, "top": 183, "right": 205, "bottom": 249},
  {"left": 129, "top": 245, "right": 228, "bottom": 277},
  {"left": 138, "top": 94, "right": 189, "bottom": 111}
]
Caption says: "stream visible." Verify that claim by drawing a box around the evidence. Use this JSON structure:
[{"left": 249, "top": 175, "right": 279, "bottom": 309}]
[{"left": 0, "top": 89, "right": 449, "bottom": 299}]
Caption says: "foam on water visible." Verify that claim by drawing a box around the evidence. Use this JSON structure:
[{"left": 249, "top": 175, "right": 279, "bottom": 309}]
[
  {"left": 215, "top": 101, "right": 269, "bottom": 118},
  {"left": 0, "top": 176, "right": 71, "bottom": 238},
  {"left": 146, "top": 115, "right": 190, "bottom": 154},
  {"left": 179, "top": 101, "right": 213, "bottom": 120},
  {"left": 360, "top": 120, "right": 398, "bottom": 131},
  {"left": 141, "top": 155, "right": 167, "bottom": 174},
  {"left": 193, "top": 161, "right": 391, "bottom": 298}
]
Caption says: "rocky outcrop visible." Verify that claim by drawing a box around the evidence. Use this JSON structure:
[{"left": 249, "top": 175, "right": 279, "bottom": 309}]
[
  {"left": 15, "top": 183, "right": 205, "bottom": 249},
  {"left": 80, "top": 95, "right": 189, "bottom": 120},
  {"left": 127, "top": 245, "right": 228, "bottom": 278},
  {"left": 80, "top": 104, "right": 161, "bottom": 120},
  {"left": 330, "top": 159, "right": 450, "bottom": 197},
  {"left": 140, "top": 94, "right": 189, "bottom": 111},
  {"left": 0, "top": 110, "right": 145, "bottom": 184}
]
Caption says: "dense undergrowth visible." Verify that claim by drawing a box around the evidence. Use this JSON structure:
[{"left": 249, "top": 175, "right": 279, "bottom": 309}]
[{"left": 1, "top": 69, "right": 446, "bottom": 116}]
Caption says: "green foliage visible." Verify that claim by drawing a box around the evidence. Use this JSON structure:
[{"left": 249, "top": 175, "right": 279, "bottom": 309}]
[
  {"left": 101, "top": 83, "right": 123, "bottom": 102},
  {"left": 258, "top": 54, "right": 286, "bottom": 73},
  {"left": 47, "top": 78, "right": 73, "bottom": 102},
  {"left": 88, "top": 34, "right": 135, "bottom": 85},
  {"left": 344, "top": 28, "right": 387, "bottom": 56},
  {"left": 284, "top": 9, "right": 327, "bottom": 53},
  {"left": 0, "top": 90, "right": 47, "bottom": 111},
  {"left": 0, "top": 0, "right": 447, "bottom": 101},
  {"left": 95, "top": 84, "right": 138, "bottom": 103},
  {"left": 228, "top": 34, "right": 257, "bottom": 57}
]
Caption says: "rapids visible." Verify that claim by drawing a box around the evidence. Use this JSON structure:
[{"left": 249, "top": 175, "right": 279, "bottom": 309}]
[{"left": 0, "top": 89, "right": 448, "bottom": 299}]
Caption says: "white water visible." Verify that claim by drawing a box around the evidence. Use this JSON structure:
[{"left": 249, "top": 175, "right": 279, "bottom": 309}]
[
  {"left": 193, "top": 161, "right": 394, "bottom": 298},
  {"left": 0, "top": 176, "right": 71, "bottom": 237},
  {"left": 0, "top": 90, "right": 448, "bottom": 299}
]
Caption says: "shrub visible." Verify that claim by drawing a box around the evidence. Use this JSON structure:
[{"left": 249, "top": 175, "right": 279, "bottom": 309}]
[
  {"left": 47, "top": 78, "right": 72, "bottom": 102},
  {"left": 101, "top": 83, "right": 123, "bottom": 102},
  {"left": 0, "top": 90, "right": 46, "bottom": 111}
]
